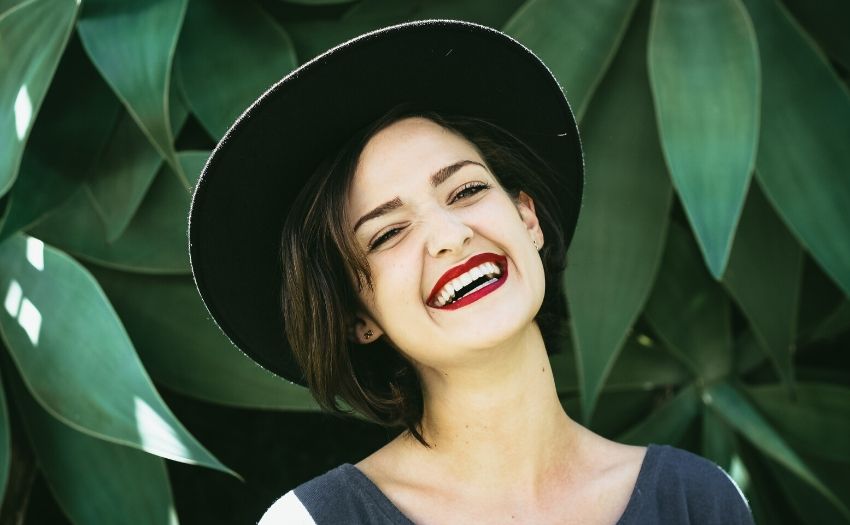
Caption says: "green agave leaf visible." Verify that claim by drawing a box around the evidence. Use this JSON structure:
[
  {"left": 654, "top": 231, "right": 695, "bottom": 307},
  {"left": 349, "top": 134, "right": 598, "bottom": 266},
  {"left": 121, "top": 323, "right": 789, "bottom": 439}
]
[
  {"left": 762, "top": 452, "right": 850, "bottom": 525},
  {"left": 0, "top": 0, "right": 79, "bottom": 197},
  {"left": 644, "top": 223, "right": 732, "bottom": 381},
  {"left": 585, "top": 390, "right": 657, "bottom": 439},
  {"left": 798, "top": 454, "right": 850, "bottom": 523},
  {"left": 648, "top": 0, "right": 760, "bottom": 278},
  {"left": 345, "top": 0, "right": 524, "bottom": 28},
  {"left": 807, "top": 299, "right": 850, "bottom": 343},
  {"left": 722, "top": 181, "right": 802, "bottom": 385},
  {"left": 808, "top": 453, "right": 850, "bottom": 506},
  {"left": 781, "top": 0, "right": 850, "bottom": 71},
  {"left": 0, "top": 0, "right": 27, "bottom": 12},
  {"left": 167, "top": 69, "right": 191, "bottom": 141},
  {"left": 77, "top": 0, "right": 187, "bottom": 184},
  {"left": 0, "top": 234, "right": 236, "bottom": 478},
  {"left": 28, "top": 160, "right": 192, "bottom": 274},
  {"left": 175, "top": 150, "right": 207, "bottom": 189},
  {"left": 797, "top": 254, "right": 847, "bottom": 343},
  {"left": 701, "top": 408, "right": 735, "bottom": 471},
  {"left": 559, "top": 389, "right": 657, "bottom": 437},
  {"left": 737, "top": 441, "right": 801, "bottom": 525},
  {"left": 604, "top": 336, "right": 691, "bottom": 392},
  {"left": 552, "top": 333, "right": 690, "bottom": 394},
  {"left": 4, "top": 359, "right": 180, "bottom": 525},
  {"left": 275, "top": 10, "right": 386, "bottom": 65},
  {"left": 564, "top": 0, "right": 672, "bottom": 421},
  {"left": 737, "top": 440, "right": 805, "bottom": 525},
  {"left": 89, "top": 265, "right": 319, "bottom": 411},
  {"left": 705, "top": 381, "right": 849, "bottom": 518},
  {"left": 734, "top": 329, "right": 768, "bottom": 376},
  {"left": 0, "top": 361, "right": 9, "bottom": 503},
  {"left": 280, "top": 0, "right": 525, "bottom": 64},
  {"left": 281, "top": 0, "right": 358, "bottom": 5},
  {"left": 503, "top": 0, "right": 639, "bottom": 122},
  {"left": 176, "top": 0, "right": 297, "bottom": 140},
  {"left": 746, "top": 382, "right": 850, "bottom": 463},
  {"left": 86, "top": 81, "right": 190, "bottom": 243},
  {"left": 0, "top": 34, "right": 120, "bottom": 243},
  {"left": 618, "top": 384, "right": 699, "bottom": 446},
  {"left": 84, "top": 112, "right": 167, "bottom": 244},
  {"left": 744, "top": 0, "right": 850, "bottom": 297}
]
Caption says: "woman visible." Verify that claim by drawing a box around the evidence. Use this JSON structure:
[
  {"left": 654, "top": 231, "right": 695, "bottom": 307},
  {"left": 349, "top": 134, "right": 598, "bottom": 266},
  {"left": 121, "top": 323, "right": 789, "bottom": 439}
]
[{"left": 189, "top": 20, "right": 753, "bottom": 524}]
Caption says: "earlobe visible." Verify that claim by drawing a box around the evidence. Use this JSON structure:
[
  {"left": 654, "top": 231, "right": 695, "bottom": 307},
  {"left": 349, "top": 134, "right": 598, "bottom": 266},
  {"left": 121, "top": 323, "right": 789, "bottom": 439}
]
[
  {"left": 517, "top": 191, "right": 544, "bottom": 249},
  {"left": 350, "top": 312, "right": 384, "bottom": 345}
]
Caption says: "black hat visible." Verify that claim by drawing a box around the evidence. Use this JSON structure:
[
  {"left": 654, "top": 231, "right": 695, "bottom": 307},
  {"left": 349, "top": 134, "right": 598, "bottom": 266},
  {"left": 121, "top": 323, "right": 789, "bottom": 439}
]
[{"left": 188, "top": 19, "right": 584, "bottom": 385}]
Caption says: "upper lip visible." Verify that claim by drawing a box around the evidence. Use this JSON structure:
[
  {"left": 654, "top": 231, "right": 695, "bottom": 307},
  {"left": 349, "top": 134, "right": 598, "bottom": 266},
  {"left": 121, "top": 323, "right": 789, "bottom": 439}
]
[{"left": 426, "top": 252, "right": 506, "bottom": 305}]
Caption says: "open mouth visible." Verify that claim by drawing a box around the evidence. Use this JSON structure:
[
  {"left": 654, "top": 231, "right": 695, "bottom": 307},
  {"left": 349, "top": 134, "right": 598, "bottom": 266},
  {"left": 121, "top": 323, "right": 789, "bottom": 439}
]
[{"left": 427, "top": 253, "right": 508, "bottom": 310}]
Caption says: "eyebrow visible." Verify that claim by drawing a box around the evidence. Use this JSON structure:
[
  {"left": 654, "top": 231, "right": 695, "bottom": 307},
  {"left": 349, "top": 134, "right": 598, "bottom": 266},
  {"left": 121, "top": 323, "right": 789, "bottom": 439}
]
[
  {"left": 353, "top": 160, "right": 487, "bottom": 233},
  {"left": 353, "top": 197, "right": 403, "bottom": 233},
  {"left": 430, "top": 159, "right": 486, "bottom": 187}
]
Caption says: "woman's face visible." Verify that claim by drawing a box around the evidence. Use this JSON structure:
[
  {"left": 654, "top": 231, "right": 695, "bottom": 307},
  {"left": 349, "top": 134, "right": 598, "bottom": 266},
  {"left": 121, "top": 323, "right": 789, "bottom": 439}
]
[{"left": 347, "top": 117, "right": 546, "bottom": 372}]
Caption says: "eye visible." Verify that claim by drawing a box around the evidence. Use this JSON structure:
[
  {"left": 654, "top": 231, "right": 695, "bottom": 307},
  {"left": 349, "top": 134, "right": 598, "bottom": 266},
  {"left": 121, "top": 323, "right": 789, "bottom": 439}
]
[
  {"left": 368, "top": 226, "right": 405, "bottom": 251},
  {"left": 449, "top": 181, "right": 491, "bottom": 204}
]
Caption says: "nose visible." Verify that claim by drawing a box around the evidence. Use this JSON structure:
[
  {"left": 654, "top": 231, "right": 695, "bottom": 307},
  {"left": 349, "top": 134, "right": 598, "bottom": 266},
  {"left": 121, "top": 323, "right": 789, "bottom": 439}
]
[{"left": 425, "top": 207, "right": 473, "bottom": 258}]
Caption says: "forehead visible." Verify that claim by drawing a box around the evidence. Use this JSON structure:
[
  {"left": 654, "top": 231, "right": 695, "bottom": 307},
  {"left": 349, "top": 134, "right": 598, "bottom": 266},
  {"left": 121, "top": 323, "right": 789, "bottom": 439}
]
[{"left": 352, "top": 117, "right": 484, "bottom": 191}]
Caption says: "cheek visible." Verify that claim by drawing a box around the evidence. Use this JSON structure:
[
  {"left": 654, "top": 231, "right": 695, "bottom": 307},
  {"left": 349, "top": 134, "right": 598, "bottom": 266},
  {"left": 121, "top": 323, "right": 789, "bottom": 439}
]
[{"left": 368, "top": 254, "right": 424, "bottom": 323}]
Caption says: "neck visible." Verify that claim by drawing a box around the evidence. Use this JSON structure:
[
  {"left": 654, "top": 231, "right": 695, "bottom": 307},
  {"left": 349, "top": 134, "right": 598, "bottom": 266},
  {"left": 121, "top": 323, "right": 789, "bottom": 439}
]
[{"left": 401, "top": 323, "right": 584, "bottom": 496}]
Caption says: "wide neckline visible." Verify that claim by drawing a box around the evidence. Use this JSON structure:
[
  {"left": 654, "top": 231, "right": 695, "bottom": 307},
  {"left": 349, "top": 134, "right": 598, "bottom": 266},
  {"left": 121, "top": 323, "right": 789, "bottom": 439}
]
[{"left": 342, "top": 443, "right": 662, "bottom": 524}]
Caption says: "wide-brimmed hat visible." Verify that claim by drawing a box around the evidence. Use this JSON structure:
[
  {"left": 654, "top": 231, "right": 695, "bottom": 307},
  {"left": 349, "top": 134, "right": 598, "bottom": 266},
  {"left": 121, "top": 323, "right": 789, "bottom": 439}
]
[{"left": 188, "top": 19, "right": 584, "bottom": 385}]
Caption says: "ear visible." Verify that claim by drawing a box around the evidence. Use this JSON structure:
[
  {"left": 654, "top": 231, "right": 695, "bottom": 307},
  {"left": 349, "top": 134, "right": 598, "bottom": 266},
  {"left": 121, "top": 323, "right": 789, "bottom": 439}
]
[
  {"left": 516, "top": 191, "right": 544, "bottom": 249},
  {"left": 349, "top": 310, "right": 384, "bottom": 345}
]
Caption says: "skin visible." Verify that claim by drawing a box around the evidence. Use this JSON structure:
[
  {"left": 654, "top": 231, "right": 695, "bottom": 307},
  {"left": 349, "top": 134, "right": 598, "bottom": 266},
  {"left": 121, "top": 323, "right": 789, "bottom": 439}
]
[{"left": 348, "top": 117, "right": 646, "bottom": 525}]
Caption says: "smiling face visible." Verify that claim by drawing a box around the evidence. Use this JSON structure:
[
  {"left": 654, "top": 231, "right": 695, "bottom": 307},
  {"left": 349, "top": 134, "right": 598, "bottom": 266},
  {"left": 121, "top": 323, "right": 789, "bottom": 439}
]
[{"left": 347, "top": 117, "right": 546, "bottom": 373}]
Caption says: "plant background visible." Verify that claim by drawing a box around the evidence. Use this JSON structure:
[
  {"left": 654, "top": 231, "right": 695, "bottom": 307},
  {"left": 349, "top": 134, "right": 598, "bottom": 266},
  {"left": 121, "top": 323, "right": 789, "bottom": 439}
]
[{"left": 1, "top": 0, "right": 849, "bottom": 523}]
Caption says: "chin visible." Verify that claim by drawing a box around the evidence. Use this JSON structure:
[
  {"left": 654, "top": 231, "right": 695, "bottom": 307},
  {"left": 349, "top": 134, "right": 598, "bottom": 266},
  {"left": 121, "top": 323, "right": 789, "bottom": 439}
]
[{"left": 451, "top": 305, "right": 540, "bottom": 350}]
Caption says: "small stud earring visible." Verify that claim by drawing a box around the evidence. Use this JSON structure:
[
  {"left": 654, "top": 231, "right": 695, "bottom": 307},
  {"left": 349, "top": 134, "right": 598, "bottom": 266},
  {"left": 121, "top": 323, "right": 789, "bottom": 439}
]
[
  {"left": 532, "top": 239, "right": 539, "bottom": 250},
  {"left": 364, "top": 329, "right": 373, "bottom": 340}
]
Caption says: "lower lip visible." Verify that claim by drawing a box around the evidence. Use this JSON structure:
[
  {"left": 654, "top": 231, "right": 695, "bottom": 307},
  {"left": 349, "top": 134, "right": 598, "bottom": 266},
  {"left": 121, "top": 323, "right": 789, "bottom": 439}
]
[{"left": 433, "top": 263, "right": 508, "bottom": 311}]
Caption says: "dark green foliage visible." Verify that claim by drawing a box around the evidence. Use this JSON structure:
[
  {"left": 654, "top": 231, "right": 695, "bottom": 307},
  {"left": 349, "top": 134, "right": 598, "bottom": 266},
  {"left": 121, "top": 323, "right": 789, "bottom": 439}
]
[{"left": 0, "top": 0, "right": 848, "bottom": 522}]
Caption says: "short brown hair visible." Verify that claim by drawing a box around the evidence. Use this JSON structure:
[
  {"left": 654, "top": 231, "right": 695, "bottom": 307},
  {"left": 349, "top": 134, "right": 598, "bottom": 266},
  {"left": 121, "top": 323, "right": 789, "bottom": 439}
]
[{"left": 280, "top": 104, "right": 569, "bottom": 445}]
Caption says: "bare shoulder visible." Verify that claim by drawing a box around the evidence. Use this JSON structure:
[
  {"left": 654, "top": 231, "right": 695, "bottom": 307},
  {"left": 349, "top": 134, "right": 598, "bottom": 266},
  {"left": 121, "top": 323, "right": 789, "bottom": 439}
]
[
  {"left": 559, "top": 434, "right": 647, "bottom": 523},
  {"left": 354, "top": 432, "right": 418, "bottom": 488},
  {"left": 573, "top": 431, "right": 646, "bottom": 480},
  {"left": 354, "top": 432, "right": 438, "bottom": 497}
]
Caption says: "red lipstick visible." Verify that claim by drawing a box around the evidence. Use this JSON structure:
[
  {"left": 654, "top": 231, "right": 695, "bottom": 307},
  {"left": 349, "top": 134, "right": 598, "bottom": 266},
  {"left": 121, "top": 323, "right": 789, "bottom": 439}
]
[{"left": 427, "top": 253, "right": 508, "bottom": 310}]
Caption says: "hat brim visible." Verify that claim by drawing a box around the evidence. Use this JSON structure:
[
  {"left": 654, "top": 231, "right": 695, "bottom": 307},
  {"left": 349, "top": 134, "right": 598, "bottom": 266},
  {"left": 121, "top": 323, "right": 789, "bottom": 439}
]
[{"left": 189, "top": 19, "right": 584, "bottom": 384}]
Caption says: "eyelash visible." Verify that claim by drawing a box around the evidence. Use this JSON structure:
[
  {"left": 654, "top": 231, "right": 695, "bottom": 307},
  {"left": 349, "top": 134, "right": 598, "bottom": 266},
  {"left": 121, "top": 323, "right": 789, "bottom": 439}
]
[
  {"left": 449, "top": 181, "right": 490, "bottom": 204},
  {"left": 368, "top": 226, "right": 404, "bottom": 251},
  {"left": 367, "top": 181, "right": 491, "bottom": 251}
]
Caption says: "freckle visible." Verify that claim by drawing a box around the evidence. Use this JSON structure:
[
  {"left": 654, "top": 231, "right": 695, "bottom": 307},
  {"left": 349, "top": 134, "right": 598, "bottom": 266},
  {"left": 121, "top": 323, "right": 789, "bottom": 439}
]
[{"left": 542, "top": 367, "right": 545, "bottom": 372}]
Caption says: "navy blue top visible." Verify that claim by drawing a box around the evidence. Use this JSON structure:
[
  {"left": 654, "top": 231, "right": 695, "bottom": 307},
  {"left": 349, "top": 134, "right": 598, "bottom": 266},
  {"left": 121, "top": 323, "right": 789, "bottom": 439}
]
[{"left": 271, "top": 444, "right": 754, "bottom": 524}]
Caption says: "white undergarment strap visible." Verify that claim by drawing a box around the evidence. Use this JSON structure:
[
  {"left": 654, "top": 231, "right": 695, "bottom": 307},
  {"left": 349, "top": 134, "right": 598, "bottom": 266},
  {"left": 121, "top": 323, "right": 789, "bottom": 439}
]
[{"left": 257, "top": 490, "right": 317, "bottom": 525}]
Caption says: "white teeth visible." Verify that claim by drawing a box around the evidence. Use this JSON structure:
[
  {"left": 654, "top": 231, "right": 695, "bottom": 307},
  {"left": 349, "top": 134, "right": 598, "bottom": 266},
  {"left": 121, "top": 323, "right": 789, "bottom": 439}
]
[
  {"left": 467, "top": 278, "right": 498, "bottom": 297},
  {"left": 431, "top": 261, "right": 504, "bottom": 307}
]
